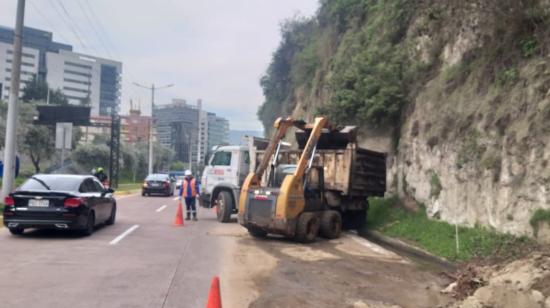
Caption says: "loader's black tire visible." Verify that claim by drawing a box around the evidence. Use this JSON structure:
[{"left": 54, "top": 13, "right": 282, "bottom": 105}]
[
  {"left": 247, "top": 226, "right": 268, "bottom": 239},
  {"left": 295, "top": 212, "right": 320, "bottom": 243},
  {"left": 320, "top": 210, "right": 342, "bottom": 239},
  {"left": 216, "top": 191, "right": 233, "bottom": 223}
]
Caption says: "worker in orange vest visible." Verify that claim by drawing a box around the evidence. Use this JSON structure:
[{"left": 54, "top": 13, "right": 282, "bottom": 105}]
[{"left": 179, "top": 170, "right": 200, "bottom": 221}]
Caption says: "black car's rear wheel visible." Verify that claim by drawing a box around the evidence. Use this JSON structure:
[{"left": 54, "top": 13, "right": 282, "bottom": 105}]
[
  {"left": 9, "top": 228, "right": 24, "bottom": 235},
  {"left": 82, "top": 212, "right": 95, "bottom": 236},
  {"left": 106, "top": 203, "right": 116, "bottom": 225}
]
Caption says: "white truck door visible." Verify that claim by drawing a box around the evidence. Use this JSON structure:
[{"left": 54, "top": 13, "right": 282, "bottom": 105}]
[{"left": 204, "top": 150, "right": 236, "bottom": 195}]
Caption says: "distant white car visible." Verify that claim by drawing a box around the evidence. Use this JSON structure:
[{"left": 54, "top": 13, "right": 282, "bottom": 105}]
[{"left": 175, "top": 176, "right": 185, "bottom": 189}]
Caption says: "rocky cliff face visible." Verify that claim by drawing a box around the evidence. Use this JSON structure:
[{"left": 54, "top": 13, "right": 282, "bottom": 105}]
[{"left": 258, "top": 0, "right": 550, "bottom": 238}]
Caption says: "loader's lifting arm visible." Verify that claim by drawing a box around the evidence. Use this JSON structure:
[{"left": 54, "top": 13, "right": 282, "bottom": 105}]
[
  {"left": 254, "top": 117, "right": 305, "bottom": 180},
  {"left": 292, "top": 117, "right": 331, "bottom": 180}
]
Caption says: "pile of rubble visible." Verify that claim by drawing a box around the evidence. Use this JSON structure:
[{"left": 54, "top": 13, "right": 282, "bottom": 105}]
[{"left": 442, "top": 253, "right": 550, "bottom": 308}]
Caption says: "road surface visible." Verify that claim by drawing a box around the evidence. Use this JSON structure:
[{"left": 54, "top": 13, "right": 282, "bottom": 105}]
[{"left": 0, "top": 194, "right": 451, "bottom": 308}]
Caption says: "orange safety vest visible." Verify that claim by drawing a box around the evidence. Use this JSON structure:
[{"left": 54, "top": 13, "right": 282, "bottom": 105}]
[{"left": 182, "top": 178, "right": 197, "bottom": 198}]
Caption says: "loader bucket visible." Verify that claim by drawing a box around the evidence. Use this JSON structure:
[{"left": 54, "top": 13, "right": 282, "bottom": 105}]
[{"left": 295, "top": 126, "right": 357, "bottom": 150}]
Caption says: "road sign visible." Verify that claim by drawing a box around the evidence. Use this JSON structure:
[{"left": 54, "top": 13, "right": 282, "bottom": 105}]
[{"left": 55, "top": 122, "right": 73, "bottom": 150}]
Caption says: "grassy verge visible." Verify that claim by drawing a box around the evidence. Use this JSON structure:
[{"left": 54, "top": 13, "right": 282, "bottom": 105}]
[
  {"left": 366, "top": 197, "right": 535, "bottom": 262},
  {"left": 0, "top": 177, "right": 28, "bottom": 189},
  {"left": 115, "top": 182, "right": 142, "bottom": 195}
]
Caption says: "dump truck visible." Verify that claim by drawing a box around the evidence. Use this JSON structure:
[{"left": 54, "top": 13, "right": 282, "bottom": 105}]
[{"left": 238, "top": 117, "right": 386, "bottom": 242}]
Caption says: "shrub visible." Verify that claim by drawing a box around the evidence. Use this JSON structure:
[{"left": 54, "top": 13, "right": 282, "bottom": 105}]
[
  {"left": 430, "top": 172, "right": 442, "bottom": 198},
  {"left": 530, "top": 209, "right": 550, "bottom": 236},
  {"left": 520, "top": 38, "right": 538, "bottom": 58}
]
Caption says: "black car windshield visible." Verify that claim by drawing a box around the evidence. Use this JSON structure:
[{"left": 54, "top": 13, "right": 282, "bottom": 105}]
[
  {"left": 146, "top": 174, "right": 169, "bottom": 181},
  {"left": 18, "top": 175, "right": 82, "bottom": 192}
]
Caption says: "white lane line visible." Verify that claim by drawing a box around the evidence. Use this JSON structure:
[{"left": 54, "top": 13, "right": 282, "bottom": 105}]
[
  {"left": 346, "top": 232, "right": 393, "bottom": 256},
  {"left": 156, "top": 205, "right": 167, "bottom": 213},
  {"left": 172, "top": 197, "right": 179, "bottom": 201},
  {"left": 109, "top": 224, "right": 139, "bottom": 245}
]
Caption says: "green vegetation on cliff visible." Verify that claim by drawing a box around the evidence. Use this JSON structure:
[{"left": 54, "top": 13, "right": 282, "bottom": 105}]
[
  {"left": 259, "top": 0, "right": 414, "bottom": 129},
  {"left": 259, "top": 0, "right": 550, "bottom": 131}
]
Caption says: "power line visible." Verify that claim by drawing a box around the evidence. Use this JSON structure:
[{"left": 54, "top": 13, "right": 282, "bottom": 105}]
[
  {"left": 56, "top": 0, "right": 101, "bottom": 55},
  {"left": 45, "top": 0, "right": 89, "bottom": 52},
  {"left": 28, "top": 0, "right": 72, "bottom": 44},
  {"left": 75, "top": 0, "right": 114, "bottom": 60},
  {"left": 80, "top": 0, "right": 143, "bottom": 102}
]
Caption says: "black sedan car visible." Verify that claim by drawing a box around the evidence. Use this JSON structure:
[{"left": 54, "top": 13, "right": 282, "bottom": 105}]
[
  {"left": 142, "top": 173, "right": 175, "bottom": 196},
  {"left": 3, "top": 174, "right": 116, "bottom": 236}
]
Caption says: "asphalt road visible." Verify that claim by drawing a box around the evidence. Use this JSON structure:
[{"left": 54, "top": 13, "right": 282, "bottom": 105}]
[
  {"left": 0, "top": 194, "right": 223, "bottom": 308},
  {"left": 0, "top": 194, "right": 451, "bottom": 308}
]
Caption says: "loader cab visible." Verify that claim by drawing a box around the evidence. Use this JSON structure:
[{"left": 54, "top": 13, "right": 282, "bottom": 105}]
[
  {"left": 303, "top": 166, "right": 325, "bottom": 212},
  {"left": 271, "top": 163, "right": 325, "bottom": 211}
]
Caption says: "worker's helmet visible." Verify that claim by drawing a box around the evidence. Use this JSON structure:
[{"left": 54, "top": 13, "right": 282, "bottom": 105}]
[
  {"left": 97, "top": 167, "right": 104, "bottom": 172},
  {"left": 184, "top": 170, "right": 192, "bottom": 176}
]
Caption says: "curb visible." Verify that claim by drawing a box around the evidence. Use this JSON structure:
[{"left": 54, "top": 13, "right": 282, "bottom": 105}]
[{"left": 362, "top": 230, "right": 458, "bottom": 272}]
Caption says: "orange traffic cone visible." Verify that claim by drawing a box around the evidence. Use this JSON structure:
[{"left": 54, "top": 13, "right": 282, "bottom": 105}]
[
  {"left": 206, "top": 276, "right": 222, "bottom": 308},
  {"left": 173, "top": 201, "right": 184, "bottom": 227}
]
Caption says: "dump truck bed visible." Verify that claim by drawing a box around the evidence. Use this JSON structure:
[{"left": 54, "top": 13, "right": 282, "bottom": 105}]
[{"left": 257, "top": 145, "right": 386, "bottom": 198}]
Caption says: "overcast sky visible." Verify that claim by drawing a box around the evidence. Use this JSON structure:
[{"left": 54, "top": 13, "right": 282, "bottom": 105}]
[{"left": 1, "top": 0, "right": 319, "bottom": 130}]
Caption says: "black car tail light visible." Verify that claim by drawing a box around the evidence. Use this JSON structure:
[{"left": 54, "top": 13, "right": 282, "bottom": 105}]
[
  {"left": 64, "top": 197, "right": 84, "bottom": 208},
  {"left": 4, "top": 196, "right": 15, "bottom": 207}
]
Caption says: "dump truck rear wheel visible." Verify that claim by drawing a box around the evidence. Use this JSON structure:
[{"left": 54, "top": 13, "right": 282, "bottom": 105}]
[
  {"left": 295, "top": 212, "right": 320, "bottom": 243},
  {"left": 342, "top": 209, "right": 367, "bottom": 230},
  {"left": 320, "top": 210, "right": 342, "bottom": 239},
  {"left": 216, "top": 191, "right": 233, "bottom": 223},
  {"left": 248, "top": 227, "right": 268, "bottom": 238}
]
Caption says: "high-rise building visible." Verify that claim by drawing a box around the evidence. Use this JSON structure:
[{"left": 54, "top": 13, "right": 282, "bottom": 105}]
[
  {"left": 154, "top": 98, "right": 230, "bottom": 167},
  {"left": 0, "top": 42, "right": 39, "bottom": 100},
  {"left": 0, "top": 26, "right": 72, "bottom": 80},
  {"left": 154, "top": 99, "right": 200, "bottom": 165},
  {"left": 46, "top": 50, "right": 121, "bottom": 116},
  {"left": 207, "top": 112, "right": 230, "bottom": 152},
  {"left": 0, "top": 26, "right": 121, "bottom": 116}
]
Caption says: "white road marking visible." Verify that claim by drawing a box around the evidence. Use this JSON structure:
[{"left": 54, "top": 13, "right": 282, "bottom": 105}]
[
  {"left": 346, "top": 232, "right": 392, "bottom": 256},
  {"left": 109, "top": 224, "right": 139, "bottom": 245},
  {"left": 172, "top": 197, "right": 180, "bottom": 201},
  {"left": 156, "top": 205, "right": 167, "bottom": 213}
]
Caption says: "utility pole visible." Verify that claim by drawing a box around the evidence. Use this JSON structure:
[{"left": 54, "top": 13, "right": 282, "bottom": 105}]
[
  {"left": 133, "top": 82, "right": 173, "bottom": 175},
  {"left": 1, "top": 0, "right": 25, "bottom": 199}
]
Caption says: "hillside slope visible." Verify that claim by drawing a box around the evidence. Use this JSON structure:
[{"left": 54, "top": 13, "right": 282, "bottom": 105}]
[{"left": 258, "top": 0, "right": 550, "bottom": 238}]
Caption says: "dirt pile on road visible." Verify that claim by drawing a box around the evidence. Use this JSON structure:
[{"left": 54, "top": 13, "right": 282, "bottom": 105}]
[{"left": 448, "top": 253, "right": 550, "bottom": 308}]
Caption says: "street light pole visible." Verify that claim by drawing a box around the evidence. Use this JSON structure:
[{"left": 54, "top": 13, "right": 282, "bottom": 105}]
[
  {"left": 1, "top": 0, "right": 25, "bottom": 199},
  {"left": 133, "top": 82, "right": 173, "bottom": 175}
]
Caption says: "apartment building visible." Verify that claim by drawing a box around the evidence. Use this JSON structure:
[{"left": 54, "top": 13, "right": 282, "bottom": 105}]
[{"left": 0, "top": 26, "right": 121, "bottom": 116}]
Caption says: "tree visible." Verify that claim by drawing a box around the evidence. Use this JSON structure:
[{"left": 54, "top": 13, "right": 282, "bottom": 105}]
[
  {"left": 21, "top": 75, "right": 48, "bottom": 102},
  {"left": 21, "top": 75, "right": 68, "bottom": 105},
  {"left": 170, "top": 161, "right": 186, "bottom": 171},
  {"left": 22, "top": 126, "right": 55, "bottom": 173},
  {"left": 71, "top": 143, "right": 110, "bottom": 173},
  {"left": 153, "top": 143, "right": 175, "bottom": 173}
]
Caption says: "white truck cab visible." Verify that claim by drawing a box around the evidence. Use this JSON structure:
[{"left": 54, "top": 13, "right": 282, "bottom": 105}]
[{"left": 200, "top": 145, "right": 252, "bottom": 222}]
